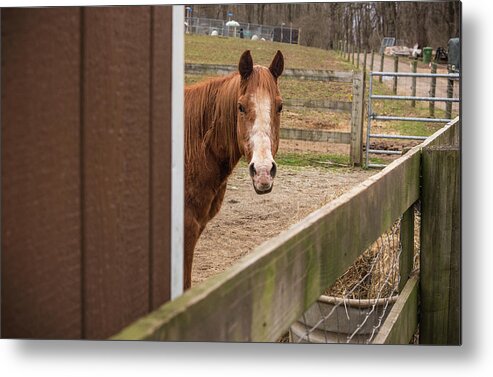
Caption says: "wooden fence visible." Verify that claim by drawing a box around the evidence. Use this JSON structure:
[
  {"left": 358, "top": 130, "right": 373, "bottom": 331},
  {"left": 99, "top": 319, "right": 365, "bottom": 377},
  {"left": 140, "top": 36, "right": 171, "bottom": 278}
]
[
  {"left": 113, "top": 117, "right": 460, "bottom": 344},
  {"left": 1, "top": 6, "right": 177, "bottom": 340},
  {"left": 185, "top": 63, "right": 366, "bottom": 166}
]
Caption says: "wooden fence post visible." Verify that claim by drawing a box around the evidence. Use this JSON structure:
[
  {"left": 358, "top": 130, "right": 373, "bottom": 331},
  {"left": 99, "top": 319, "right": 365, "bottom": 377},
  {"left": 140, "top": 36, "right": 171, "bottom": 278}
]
[
  {"left": 420, "top": 145, "right": 461, "bottom": 345},
  {"left": 399, "top": 205, "right": 415, "bottom": 292},
  {"left": 362, "top": 49, "right": 367, "bottom": 73},
  {"left": 446, "top": 68, "right": 454, "bottom": 119},
  {"left": 411, "top": 60, "right": 417, "bottom": 107},
  {"left": 393, "top": 55, "right": 399, "bottom": 95},
  {"left": 350, "top": 71, "right": 365, "bottom": 166},
  {"left": 370, "top": 49, "right": 375, "bottom": 72},
  {"left": 356, "top": 45, "right": 360, "bottom": 69},
  {"left": 429, "top": 62, "right": 437, "bottom": 117},
  {"left": 379, "top": 53, "right": 384, "bottom": 83}
]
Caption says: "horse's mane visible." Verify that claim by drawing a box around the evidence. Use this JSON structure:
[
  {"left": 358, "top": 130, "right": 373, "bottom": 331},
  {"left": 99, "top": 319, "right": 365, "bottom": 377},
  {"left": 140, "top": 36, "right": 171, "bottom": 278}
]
[{"left": 185, "top": 66, "right": 279, "bottom": 170}]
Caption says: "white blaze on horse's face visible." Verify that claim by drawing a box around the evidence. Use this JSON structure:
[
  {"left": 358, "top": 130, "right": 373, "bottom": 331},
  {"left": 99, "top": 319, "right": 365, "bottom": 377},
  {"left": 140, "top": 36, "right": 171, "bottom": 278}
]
[
  {"left": 248, "top": 91, "right": 277, "bottom": 194},
  {"left": 237, "top": 49, "right": 284, "bottom": 195}
]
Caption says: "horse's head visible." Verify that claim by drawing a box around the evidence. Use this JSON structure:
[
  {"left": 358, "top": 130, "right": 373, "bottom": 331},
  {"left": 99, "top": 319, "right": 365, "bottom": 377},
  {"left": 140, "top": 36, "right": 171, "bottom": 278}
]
[{"left": 236, "top": 50, "right": 284, "bottom": 195}]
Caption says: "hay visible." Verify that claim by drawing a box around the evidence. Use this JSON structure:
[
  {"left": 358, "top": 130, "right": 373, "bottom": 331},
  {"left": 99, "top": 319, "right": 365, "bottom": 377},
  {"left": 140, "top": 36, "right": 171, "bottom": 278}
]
[
  {"left": 326, "top": 207, "right": 421, "bottom": 300},
  {"left": 325, "top": 219, "right": 401, "bottom": 300}
]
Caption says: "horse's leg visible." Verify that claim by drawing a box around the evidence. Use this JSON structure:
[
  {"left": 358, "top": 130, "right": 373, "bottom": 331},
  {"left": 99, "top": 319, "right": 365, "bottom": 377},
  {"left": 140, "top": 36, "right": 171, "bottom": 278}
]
[
  {"left": 183, "top": 181, "right": 227, "bottom": 290},
  {"left": 184, "top": 210, "right": 202, "bottom": 290}
]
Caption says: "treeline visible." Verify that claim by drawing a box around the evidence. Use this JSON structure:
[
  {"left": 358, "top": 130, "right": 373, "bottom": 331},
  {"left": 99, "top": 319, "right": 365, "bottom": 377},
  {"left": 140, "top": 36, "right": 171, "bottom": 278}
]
[{"left": 188, "top": 2, "right": 460, "bottom": 50}]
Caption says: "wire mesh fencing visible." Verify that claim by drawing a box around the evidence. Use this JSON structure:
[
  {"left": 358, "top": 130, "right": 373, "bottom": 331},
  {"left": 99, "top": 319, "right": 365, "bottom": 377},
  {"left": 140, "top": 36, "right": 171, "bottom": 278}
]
[
  {"left": 289, "top": 206, "right": 420, "bottom": 344},
  {"left": 185, "top": 16, "right": 299, "bottom": 43}
]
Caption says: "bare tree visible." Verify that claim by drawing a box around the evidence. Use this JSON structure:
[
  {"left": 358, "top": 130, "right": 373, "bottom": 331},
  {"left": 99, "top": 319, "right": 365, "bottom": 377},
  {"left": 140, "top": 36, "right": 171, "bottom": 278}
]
[{"left": 188, "top": 2, "right": 460, "bottom": 51}]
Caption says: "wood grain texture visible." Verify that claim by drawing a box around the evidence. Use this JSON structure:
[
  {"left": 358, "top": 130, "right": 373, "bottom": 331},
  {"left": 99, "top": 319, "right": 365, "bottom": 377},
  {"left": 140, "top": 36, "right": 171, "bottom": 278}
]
[
  {"left": 2, "top": 6, "right": 175, "bottom": 339},
  {"left": 1, "top": 7, "right": 82, "bottom": 339},
  {"left": 372, "top": 277, "right": 419, "bottom": 344},
  {"left": 82, "top": 6, "right": 152, "bottom": 339},
  {"left": 112, "top": 144, "right": 421, "bottom": 341},
  {"left": 280, "top": 128, "right": 350, "bottom": 144},
  {"left": 399, "top": 205, "right": 415, "bottom": 292},
  {"left": 392, "top": 55, "right": 398, "bottom": 95},
  {"left": 429, "top": 63, "right": 437, "bottom": 117},
  {"left": 420, "top": 145, "right": 460, "bottom": 345},
  {"left": 284, "top": 98, "right": 352, "bottom": 113},
  {"left": 350, "top": 72, "right": 365, "bottom": 165}
]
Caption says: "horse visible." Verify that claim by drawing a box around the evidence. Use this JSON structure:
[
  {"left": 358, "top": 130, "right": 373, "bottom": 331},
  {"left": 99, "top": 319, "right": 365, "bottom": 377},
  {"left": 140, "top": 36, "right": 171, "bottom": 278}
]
[{"left": 184, "top": 50, "right": 284, "bottom": 289}]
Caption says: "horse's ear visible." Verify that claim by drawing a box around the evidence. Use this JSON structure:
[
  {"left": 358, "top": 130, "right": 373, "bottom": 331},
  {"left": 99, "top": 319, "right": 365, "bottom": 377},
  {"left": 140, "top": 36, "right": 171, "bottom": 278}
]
[
  {"left": 239, "top": 50, "right": 254, "bottom": 80},
  {"left": 269, "top": 50, "right": 284, "bottom": 79}
]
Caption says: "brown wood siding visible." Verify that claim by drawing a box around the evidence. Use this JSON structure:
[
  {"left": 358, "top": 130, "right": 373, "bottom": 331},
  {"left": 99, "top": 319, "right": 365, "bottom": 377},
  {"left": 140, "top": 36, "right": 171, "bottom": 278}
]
[
  {"left": 149, "top": 6, "right": 173, "bottom": 310},
  {"left": 1, "top": 6, "right": 173, "bottom": 340},
  {"left": 1, "top": 8, "right": 83, "bottom": 339}
]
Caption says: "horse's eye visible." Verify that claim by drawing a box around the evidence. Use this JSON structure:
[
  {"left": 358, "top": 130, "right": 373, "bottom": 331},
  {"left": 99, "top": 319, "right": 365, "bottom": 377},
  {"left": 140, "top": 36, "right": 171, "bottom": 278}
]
[
  {"left": 238, "top": 103, "right": 246, "bottom": 113},
  {"left": 277, "top": 103, "right": 283, "bottom": 113}
]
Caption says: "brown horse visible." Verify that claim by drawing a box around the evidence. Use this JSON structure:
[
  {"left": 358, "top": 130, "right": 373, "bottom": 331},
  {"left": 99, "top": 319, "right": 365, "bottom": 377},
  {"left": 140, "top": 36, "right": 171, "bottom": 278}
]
[{"left": 184, "top": 50, "right": 284, "bottom": 289}]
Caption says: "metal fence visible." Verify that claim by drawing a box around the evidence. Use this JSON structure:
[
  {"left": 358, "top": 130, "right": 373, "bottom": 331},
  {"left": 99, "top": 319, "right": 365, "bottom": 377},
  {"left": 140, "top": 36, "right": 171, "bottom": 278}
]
[
  {"left": 185, "top": 16, "right": 299, "bottom": 43},
  {"left": 366, "top": 71, "right": 460, "bottom": 168}
]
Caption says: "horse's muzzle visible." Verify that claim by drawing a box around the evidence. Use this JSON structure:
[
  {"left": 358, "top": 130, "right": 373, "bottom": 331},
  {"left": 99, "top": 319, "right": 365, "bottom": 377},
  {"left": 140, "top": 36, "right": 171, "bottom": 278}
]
[
  {"left": 253, "top": 182, "right": 273, "bottom": 195},
  {"left": 249, "top": 162, "right": 275, "bottom": 195}
]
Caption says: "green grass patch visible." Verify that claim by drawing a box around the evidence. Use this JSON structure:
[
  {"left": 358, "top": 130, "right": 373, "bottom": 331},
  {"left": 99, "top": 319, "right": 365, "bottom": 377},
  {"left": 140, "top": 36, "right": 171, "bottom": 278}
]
[
  {"left": 280, "top": 78, "right": 352, "bottom": 102},
  {"left": 237, "top": 152, "right": 351, "bottom": 169},
  {"left": 185, "top": 34, "right": 353, "bottom": 71}
]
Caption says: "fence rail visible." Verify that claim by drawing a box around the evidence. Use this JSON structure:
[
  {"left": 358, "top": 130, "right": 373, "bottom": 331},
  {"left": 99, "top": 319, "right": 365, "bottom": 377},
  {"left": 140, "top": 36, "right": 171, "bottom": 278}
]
[
  {"left": 280, "top": 128, "right": 350, "bottom": 144},
  {"left": 185, "top": 63, "right": 354, "bottom": 82},
  {"left": 112, "top": 118, "right": 460, "bottom": 343}
]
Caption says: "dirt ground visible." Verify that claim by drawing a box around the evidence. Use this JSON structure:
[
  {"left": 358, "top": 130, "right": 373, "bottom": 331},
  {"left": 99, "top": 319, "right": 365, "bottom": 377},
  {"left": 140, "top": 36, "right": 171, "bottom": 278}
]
[{"left": 192, "top": 161, "right": 375, "bottom": 285}]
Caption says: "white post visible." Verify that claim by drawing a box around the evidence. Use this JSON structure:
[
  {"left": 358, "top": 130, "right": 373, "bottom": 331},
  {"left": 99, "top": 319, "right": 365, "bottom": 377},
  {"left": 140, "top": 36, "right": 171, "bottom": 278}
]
[{"left": 171, "top": 5, "right": 185, "bottom": 299}]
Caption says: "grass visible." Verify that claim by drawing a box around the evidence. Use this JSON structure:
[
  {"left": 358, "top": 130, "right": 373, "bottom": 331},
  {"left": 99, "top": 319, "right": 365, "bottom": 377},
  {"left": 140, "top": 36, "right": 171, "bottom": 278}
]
[
  {"left": 186, "top": 74, "right": 353, "bottom": 103},
  {"left": 185, "top": 34, "right": 354, "bottom": 71},
  {"left": 238, "top": 152, "right": 385, "bottom": 169}
]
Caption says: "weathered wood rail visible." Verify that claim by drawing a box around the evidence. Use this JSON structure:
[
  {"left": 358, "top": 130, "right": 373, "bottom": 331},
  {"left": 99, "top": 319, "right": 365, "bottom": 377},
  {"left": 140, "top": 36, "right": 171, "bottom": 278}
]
[
  {"left": 185, "top": 63, "right": 365, "bottom": 166},
  {"left": 280, "top": 128, "right": 350, "bottom": 144},
  {"left": 112, "top": 118, "right": 460, "bottom": 343},
  {"left": 185, "top": 63, "right": 354, "bottom": 82}
]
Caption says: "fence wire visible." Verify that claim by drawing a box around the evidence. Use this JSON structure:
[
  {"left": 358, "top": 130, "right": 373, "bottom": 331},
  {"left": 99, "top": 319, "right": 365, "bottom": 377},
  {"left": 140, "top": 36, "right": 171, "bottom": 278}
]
[{"left": 289, "top": 206, "right": 420, "bottom": 344}]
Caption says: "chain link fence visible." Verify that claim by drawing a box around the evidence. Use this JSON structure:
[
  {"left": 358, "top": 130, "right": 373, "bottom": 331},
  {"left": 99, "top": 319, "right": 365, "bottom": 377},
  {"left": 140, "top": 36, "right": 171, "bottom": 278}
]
[{"left": 185, "top": 16, "right": 299, "bottom": 43}]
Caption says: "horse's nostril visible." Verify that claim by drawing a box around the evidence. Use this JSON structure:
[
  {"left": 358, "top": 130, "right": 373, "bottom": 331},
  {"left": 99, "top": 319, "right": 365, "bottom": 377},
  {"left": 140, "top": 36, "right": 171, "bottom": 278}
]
[
  {"left": 270, "top": 162, "right": 277, "bottom": 178},
  {"left": 249, "top": 163, "right": 256, "bottom": 178}
]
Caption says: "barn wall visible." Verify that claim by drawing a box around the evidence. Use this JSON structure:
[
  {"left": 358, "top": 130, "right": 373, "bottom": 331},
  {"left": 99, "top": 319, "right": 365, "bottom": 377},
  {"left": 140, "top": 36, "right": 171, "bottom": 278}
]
[{"left": 1, "top": 6, "right": 174, "bottom": 339}]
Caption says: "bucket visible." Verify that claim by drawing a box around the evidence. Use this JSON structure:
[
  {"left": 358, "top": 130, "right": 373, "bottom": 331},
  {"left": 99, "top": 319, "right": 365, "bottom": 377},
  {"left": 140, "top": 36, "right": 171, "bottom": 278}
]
[
  {"left": 290, "top": 294, "right": 398, "bottom": 343},
  {"left": 422, "top": 47, "right": 433, "bottom": 64}
]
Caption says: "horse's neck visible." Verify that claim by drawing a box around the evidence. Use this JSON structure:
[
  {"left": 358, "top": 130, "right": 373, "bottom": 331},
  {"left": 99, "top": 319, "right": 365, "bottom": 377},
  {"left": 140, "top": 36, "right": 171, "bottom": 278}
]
[
  {"left": 187, "top": 74, "right": 241, "bottom": 184},
  {"left": 205, "top": 75, "right": 241, "bottom": 175}
]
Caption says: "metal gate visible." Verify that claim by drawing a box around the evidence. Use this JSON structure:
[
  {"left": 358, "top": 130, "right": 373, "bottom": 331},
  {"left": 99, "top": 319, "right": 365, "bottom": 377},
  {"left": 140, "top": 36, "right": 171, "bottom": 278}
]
[{"left": 366, "top": 71, "right": 460, "bottom": 168}]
